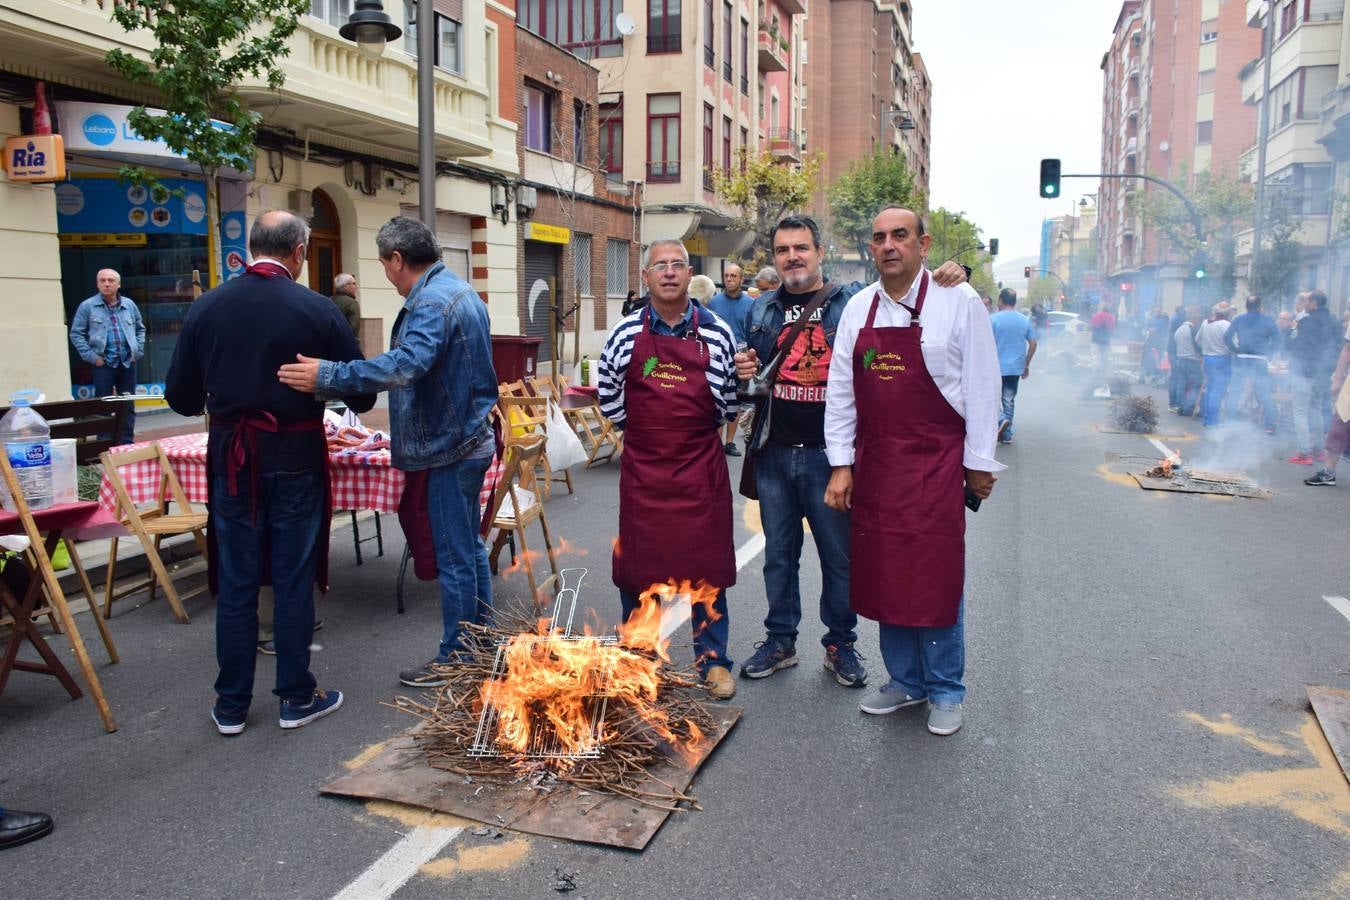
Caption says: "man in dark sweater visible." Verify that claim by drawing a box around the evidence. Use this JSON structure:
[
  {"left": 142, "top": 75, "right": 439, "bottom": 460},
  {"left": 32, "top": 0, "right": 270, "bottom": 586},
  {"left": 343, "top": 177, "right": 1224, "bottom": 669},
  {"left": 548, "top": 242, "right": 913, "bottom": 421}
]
[
  {"left": 166, "top": 209, "right": 375, "bottom": 735},
  {"left": 1287, "top": 289, "right": 1344, "bottom": 463},
  {"left": 1224, "top": 295, "right": 1281, "bottom": 432}
]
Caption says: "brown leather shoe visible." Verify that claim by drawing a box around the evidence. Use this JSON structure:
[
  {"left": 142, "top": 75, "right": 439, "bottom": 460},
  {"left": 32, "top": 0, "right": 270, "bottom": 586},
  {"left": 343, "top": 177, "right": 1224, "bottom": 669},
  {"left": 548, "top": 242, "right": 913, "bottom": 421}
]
[{"left": 703, "top": 665, "right": 736, "bottom": 700}]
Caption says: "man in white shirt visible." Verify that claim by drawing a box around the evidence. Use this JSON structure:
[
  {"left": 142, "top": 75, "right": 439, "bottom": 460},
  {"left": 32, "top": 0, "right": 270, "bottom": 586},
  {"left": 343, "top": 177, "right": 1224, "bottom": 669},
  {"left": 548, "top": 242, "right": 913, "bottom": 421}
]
[
  {"left": 823, "top": 205, "right": 1003, "bottom": 737},
  {"left": 1172, "top": 306, "right": 1204, "bottom": 417},
  {"left": 1197, "top": 303, "right": 1234, "bottom": 427}
]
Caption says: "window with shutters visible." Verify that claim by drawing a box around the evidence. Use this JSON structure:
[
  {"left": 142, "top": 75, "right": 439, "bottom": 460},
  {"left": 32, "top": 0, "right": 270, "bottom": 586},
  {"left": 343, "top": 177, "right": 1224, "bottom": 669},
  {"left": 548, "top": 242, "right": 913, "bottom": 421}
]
[
  {"left": 606, "top": 239, "right": 630, "bottom": 296},
  {"left": 572, "top": 234, "right": 593, "bottom": 297},
  {"left": 648, "top": 93, "right": 681, "bottom": 182}
]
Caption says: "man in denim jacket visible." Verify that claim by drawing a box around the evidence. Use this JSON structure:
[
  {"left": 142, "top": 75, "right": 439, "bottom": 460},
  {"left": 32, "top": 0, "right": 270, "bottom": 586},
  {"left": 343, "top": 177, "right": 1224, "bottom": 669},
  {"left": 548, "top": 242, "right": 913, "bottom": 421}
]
[
  {"left": 69, "top": 268, "right": 144, "bottom": 444},
  {"left": 278, "top": 217, "right": 498, "bottom": 686}
]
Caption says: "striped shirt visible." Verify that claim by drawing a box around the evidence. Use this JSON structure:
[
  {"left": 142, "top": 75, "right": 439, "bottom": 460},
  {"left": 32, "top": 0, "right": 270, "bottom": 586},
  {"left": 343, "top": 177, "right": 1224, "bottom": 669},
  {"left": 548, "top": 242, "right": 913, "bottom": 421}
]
[{"left": 599, "top": 301, "right": 740, "bottom": 428}]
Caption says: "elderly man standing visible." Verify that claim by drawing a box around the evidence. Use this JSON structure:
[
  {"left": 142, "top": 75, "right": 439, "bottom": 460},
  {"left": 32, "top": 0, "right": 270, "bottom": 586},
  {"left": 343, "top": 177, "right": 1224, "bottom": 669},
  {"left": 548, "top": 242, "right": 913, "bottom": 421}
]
[
  {"left": 753, "top": 266, "right": 781, "bottom": 296},
  {"left": 708, "top": 263, "right": 753, "bottom": 456},
  {"left": 330, "top": 273, "right": 362, "bottom": 337},
  {"left": 598, "top": 239, "right": 740, "bottom": 699},
  {"left": 69, "top": 268, "right": 144, "bottom": 444},
  {"left": 824, "top": 205, "right": 1003, "bottom": 737},
  {"left": 278, "top": 217, "right": 498, "bottom": 688},
  {"left": 166, "top": 210, "right": 374, "bottom": 734}
]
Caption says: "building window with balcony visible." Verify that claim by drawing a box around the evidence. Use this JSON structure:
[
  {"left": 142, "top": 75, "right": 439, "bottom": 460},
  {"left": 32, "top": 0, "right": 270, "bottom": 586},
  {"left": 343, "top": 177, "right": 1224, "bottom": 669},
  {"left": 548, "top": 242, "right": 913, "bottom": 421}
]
[
  {"left": 703, "top": 103, "right": 715, "bottom": 189},
  {"left": 740, "top": 18, "right": 749, "bottom": 95},
  {"left": 1279, "top": 0, "right": 1297, "bottom": 38},
  {"left": 1196, "top": 120, "right": 1213, "bottom": 145},
  {"left": 525, "top": 83, "right": 554, "bottom": 154},
  {"left": 520, "top": 0, "right": 622, "bottom": 59},
  {"left": 599, "top": 98, "right": 623, "bottom": 180},
  {"left": 310, "top": 0, "right": 352, "bottom": 30},
  {"left": 648, "top": 93, "right": 681, "bottom": 181},
  {"left": 722, "top": 115, "right": 732, "bottom": 172},
  {"left": 402, "top": 4, "right": 464, "bottom": 74},
  {"left": 704, "top": 0, "right": 715, "bottom": 67},
  {"left": 722, "top": 1, "right": 733, "bottom": 82},
  {"left": 648, "top": 0, "right": 681, "bottom": 53}
]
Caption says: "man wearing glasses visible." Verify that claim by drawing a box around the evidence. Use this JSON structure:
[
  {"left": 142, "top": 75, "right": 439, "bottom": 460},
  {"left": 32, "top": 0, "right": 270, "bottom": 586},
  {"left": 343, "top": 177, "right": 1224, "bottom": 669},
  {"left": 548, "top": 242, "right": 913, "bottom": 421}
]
[{"left": 598, "top": 240, "right": 741, "bottom": 699}]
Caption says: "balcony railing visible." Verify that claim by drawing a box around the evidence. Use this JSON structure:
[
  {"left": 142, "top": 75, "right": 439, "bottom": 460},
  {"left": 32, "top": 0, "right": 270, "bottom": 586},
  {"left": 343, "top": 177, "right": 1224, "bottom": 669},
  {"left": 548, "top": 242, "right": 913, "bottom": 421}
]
[
  {"left": 768, "top": 127, "right": 801, "bottom": 161},
  {"left": 703, "top": 169, "right": 716, "bottom": 191},
  {"left": 723, "top": 60, "right": 733, "bottom": 82},
  {"left": 757, "top": 30, "right": 788, "bottom": 71},
  {"left": 647, "top": 160, "right": 681, "bottom": 182},
  {"left": 740, "top": 75, "right": 749, "bottom": 95},
  {"left": 705, "top": 45, "right": 715, "bottom": 68},
  {"left": 648, "top": 32, "right": 681, "bottom": 53}
]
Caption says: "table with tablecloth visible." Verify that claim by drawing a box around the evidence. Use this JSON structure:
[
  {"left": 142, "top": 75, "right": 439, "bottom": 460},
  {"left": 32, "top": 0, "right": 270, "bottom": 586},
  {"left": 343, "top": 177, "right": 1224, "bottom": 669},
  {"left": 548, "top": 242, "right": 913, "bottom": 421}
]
[{"left": 97, "top": 432, "right": 502, "bottom": 515}]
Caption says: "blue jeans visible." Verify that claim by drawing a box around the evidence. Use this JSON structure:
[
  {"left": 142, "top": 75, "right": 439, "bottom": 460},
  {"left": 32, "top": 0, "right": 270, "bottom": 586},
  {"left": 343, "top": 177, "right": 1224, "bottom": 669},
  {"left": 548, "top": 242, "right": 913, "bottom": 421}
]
[
  {"left": 878, "top": 599, "right": 965, "bottom": 704},
  {"left": 1167, "top": 353, "right": 1181, "bottom": 408},
  {"left": 999, "top": 375, "right": 1021, "bottom": 439},
  {"left": 1229, "top": 357, "right": 1274, "bottom": 429},
  {"left": 1202, "top": 355, "right": 1231, "bottom": 426},
  {"left": 427, "top": 455, "right": 493, "bottom": 660},
  {"left": 211, "top": 471, "right": 324, "bottom": 717},
  {"left": 754, "top": 443, "right": 856, "bottom": 648},
  {"left": 92, "top": 362, "right": 136, "bottom": 444},
  {"left": 620, "top": 588, "right": 732, "bottom": 674},
  {"left": 1175, "top": 358, "right": 1202, "bottom": 416}
]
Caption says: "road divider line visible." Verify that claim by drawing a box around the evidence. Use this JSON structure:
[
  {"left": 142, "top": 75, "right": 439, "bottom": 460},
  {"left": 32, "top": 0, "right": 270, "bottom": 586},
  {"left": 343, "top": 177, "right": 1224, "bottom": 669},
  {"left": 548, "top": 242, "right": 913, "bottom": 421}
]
[
  {"left": 736, "top": 533, "right": 766, "bottom": 571},
  {"left": 331, "top": 825, "right": 463, "bottom": 900},
  {"left": 1323, "top": 595, "right": 1350, "bottom": 625}
]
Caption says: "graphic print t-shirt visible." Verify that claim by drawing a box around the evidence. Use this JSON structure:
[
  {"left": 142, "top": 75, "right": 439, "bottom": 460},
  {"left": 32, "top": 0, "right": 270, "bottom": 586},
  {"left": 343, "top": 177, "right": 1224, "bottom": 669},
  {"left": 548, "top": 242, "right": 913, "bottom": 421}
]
[{"left": 768, "top": 287, "right": 832, "bottom": 447}]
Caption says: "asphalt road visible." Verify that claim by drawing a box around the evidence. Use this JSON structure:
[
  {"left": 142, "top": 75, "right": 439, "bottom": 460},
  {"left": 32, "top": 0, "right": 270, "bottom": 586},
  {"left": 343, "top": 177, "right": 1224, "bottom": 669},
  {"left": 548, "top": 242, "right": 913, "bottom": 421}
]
[{"left": 2, "top": 367, "right": 1348, "bottom": 899}]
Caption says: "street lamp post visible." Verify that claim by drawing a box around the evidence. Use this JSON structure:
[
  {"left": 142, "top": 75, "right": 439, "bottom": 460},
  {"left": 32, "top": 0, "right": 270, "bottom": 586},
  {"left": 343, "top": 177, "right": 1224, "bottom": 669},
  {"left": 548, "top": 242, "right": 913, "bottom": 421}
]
[{"left": 343, "top": 0, "right": 437, "bottom": 228}]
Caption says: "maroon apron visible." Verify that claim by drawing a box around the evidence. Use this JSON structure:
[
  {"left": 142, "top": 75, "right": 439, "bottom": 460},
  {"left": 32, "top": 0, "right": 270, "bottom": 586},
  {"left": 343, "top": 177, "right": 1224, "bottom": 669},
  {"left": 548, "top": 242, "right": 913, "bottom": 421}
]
[
  {"left": 849, "top": 271, "right": 966, "bottom": 627},
  {"left": 612, "top": 306, "right": 735, "bottom": 593}
]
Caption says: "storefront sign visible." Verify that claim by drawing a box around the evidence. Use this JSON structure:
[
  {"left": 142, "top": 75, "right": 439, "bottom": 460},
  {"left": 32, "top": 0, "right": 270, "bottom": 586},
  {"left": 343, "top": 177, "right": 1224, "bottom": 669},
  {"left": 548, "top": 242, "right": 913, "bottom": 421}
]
[
  {"left": 3, "top": 134, "right": 66, "bottom": 182},
  {"left": 58, "top": 233, "right": 148, "bottom": 247},
  {"left": 56, "top": 177, "right": 208, "bottom": 236},
  {"left": 525, "top": 223, "right": 572, "bottom": 244},
  {"left": 55, "top": 101, "right": 234, "bottom": 159},
  {"left": 683, "top": 234, "right": 709, "bottom": 256}
]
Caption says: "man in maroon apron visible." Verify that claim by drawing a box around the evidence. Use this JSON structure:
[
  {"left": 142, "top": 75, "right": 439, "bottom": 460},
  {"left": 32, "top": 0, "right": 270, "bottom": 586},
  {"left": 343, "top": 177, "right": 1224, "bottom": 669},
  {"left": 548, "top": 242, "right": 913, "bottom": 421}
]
[
  {"left": 597, "top": 240, "right": 740, "bottom": 699},
  {"left": 823, "top": 206, "right": 1004, "bottom": 736},
  {"left": 166, "top": 210, "right": 374, "bottom": 735}
]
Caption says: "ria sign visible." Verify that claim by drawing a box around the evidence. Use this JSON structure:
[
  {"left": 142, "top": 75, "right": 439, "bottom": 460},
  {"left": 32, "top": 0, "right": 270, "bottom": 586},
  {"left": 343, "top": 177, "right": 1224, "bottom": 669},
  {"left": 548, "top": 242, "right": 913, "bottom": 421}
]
[{"left": 2, "top": 134, "right": 66, "bottom": 182}]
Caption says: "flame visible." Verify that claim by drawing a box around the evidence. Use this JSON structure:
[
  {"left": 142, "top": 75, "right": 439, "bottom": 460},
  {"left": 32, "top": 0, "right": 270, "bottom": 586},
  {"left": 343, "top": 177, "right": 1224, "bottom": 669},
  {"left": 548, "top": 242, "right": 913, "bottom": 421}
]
[
  {"left": 479, "top": 579, "right": 720, "bottom": 766},
  {"left": 550, "top": 535, "right": 590, "bottom": 559},
  {"left": 499, "top": 547, "right": 546, "bottom": 580}
]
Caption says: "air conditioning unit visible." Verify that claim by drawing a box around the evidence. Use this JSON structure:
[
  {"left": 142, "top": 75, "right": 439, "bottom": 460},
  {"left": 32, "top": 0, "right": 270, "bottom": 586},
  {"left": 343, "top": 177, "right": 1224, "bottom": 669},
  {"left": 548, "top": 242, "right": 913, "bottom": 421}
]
[{"left": 288, "top": 189, "right": 313, "bottom": 219}]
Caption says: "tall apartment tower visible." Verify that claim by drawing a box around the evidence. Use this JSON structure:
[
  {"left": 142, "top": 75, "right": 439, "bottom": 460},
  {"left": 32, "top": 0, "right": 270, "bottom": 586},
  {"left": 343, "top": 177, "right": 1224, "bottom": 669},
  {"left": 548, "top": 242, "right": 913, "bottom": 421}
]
[
  {"left": 1099, "top": 0, "right": 1259, "bottom": 314},
  {"left": 804, "top": 0, "right": 932, "bottom": 239}
]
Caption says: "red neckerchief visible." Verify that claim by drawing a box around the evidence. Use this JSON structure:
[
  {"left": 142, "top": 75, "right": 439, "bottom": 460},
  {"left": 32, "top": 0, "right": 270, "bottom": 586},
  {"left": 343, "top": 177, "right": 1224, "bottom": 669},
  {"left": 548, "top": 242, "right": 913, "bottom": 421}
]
[{"left": 245, "top": 260, "right": 292, "bottom": 279}]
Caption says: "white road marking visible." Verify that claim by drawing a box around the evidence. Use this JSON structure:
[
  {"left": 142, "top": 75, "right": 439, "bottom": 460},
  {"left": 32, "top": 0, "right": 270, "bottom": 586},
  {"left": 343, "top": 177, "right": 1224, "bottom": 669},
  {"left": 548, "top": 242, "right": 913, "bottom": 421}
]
[
  {"left": 1147, "top": 437, "right": 1180, "bottom": 461},
  {"left": 333, "top": 531, "right": 769, "bottom": 898},
  {"left": 331, "top": 825, "right": 464, "bottom": 900},
  {"left": 736, "top": 532, "right": 766, "bottom": 571},
  {"left": 1324, "top": 595, "right": 1350, "bottom": 625}
]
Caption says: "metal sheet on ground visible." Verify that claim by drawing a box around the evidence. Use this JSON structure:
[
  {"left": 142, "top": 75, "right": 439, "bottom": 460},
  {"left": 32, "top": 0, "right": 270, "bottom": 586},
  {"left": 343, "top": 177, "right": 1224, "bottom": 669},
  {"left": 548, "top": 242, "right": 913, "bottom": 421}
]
[
  {"left": 1128, "top": 471, "right": 1272, "bottom": 499},
  {"left": 1306, "top": 685, "right": 1350, "bottom": 783},
  {"left": 322, "top": 703, "right": 742, "bottom": 850}
]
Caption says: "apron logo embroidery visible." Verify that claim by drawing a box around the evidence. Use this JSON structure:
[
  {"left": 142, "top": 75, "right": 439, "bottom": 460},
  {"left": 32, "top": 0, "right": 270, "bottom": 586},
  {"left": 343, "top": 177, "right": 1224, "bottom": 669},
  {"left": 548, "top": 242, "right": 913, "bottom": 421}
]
[
  {"left": 862, "top": 348, "right": 907, "bottom": 380},
  {"left": 643, "top": 356, "right": 689, "bottom": 389}
]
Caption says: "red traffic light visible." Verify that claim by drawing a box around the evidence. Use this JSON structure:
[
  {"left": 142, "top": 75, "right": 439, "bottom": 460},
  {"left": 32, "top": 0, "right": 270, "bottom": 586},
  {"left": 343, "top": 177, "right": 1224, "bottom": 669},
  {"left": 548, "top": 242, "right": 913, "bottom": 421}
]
[
  {"left": 1120, "top": 282, "right": 1134, "bottom": 292},
  {"left": 1024, "top": 266, "right": 1032, "bottom": 278}
]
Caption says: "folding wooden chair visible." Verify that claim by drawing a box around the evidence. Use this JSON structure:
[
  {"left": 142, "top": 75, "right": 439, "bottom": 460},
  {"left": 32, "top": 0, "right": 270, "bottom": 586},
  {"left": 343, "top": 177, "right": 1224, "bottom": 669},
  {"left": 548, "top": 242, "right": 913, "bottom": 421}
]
[
  {"left": 484, "top": 435, "right": 559, "bottom": 611},
  {"left": 497, "top": 389, "right": 573, "bottom": 498},
  {"left": 0, "top": 453, "right": 118, "bottom": 732},
  {"left": 100, "top": 443, "right": 209, "bottom": 623},
  {"left": 545, "top": 371, "right": 622, "bottom": 467}
]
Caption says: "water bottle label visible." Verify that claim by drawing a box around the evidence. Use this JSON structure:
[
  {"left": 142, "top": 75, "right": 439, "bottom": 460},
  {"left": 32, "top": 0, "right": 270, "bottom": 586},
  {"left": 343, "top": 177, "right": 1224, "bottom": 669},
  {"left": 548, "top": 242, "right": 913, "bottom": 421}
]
[{"left": 6, "top": 441, "right": 51, "bottom": 468}]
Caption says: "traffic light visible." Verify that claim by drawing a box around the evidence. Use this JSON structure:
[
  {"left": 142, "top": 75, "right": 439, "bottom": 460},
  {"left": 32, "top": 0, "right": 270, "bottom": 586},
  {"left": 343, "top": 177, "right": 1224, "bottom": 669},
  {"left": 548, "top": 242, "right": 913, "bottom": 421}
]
[
  {"left": 1039, "top": 158, "right": 1061, "bottom": 198},
  {"left": 1024, "top": 266, "right": 1032, "bottom": 279},
  {"left": 1192, "top": 250, "right": 1207, "bottom": 279},
  {"left": 988, "top": 238, "right": 999, "bottom": 257}
]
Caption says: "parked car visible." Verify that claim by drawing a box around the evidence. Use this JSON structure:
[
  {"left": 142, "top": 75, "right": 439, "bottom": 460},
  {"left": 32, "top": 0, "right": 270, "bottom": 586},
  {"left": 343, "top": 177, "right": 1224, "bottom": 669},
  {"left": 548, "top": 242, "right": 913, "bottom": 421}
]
[{"left": 1018, "top": 309, "right": 1085, "bottom": 339}]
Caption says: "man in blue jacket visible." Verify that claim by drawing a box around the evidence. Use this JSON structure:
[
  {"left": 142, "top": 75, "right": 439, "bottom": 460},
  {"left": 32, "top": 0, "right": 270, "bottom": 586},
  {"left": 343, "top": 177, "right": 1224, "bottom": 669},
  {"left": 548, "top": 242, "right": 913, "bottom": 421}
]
[
  {"left": 69, "top": 268, "right": 144, "bottom": 444},
  {"left": 278, "top": 216, "right": 498, "bottom": 687},
  {"left": 1224, "top": 295, "right": 1280, "bottom": 432},
  {"left": 731, "top": 214, "right": 967, "bottom": 689}
]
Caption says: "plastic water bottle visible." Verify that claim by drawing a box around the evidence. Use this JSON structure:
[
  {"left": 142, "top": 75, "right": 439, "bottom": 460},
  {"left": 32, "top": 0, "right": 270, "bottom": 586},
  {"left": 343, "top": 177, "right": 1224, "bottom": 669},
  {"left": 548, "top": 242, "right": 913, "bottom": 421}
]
[{"left": 1, "top": 392, "right": 54, "bottom": 511}]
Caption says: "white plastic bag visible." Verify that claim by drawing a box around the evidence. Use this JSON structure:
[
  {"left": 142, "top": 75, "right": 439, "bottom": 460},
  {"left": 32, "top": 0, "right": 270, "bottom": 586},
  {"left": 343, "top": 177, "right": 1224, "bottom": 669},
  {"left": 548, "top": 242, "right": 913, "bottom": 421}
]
[{"left": 545, "top": 400, "right": 587, "bottom": 471}]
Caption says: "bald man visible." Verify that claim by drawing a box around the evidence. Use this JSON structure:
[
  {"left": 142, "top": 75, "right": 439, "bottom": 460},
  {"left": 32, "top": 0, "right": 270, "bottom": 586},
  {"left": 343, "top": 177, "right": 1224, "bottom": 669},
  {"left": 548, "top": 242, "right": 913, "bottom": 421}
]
[{"left": 70, "top": 268, "right": 145, "bottom": 444}]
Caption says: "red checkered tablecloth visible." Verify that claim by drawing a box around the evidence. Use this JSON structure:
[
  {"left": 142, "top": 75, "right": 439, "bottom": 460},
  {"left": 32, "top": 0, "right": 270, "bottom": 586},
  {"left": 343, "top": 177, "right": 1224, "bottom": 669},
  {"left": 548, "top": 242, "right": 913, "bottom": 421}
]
[{"left": 98, "top": 433, "right": 501, "bottom": 515}]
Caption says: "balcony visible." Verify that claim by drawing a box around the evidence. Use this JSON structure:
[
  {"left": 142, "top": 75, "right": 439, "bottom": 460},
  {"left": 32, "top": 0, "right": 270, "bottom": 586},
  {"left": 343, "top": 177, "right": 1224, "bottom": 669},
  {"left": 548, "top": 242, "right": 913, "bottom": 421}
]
[
  {"left": 1319, "top": 82, "right": 1350, "bottom": 159},
  {"left": 758, "top": 29, "right": 788, "bottom": 72},
  {"left": 1126, "top": 57, "right": 1141, "bottom": 79},
  {"left": 768, "top": 127, "right": 801, "bottom": 162},
  {"left": 778, "top": 0, "right": 808, "bottom": 16},
  {"left": 1122, "top": 99, "right": 1140, "bottom": 122},
  {"left": 647, "top": 160, "right": 681, "bottom": 183},
  {"left": 1123, "top": 135, "right": 1138, "bottom": 156},
  {"left": 648, "top": 32, "right": 681, "bottom": 53},
  {"left": 705, "top": 45, "right": 715, "bottom": 68},
  {"left": 703, "top": 169, "right": 716, "bottom": 192}
]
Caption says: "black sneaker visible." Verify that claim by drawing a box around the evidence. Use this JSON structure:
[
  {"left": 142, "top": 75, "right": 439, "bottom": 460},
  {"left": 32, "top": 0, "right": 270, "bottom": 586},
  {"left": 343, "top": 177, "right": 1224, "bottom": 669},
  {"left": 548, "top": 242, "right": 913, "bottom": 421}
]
[
  {"left": 823, "top": 643, "right": 867, "bottom": 688},
  {"left": 724, "top": 442, "right": 742, "bottom": 457},
  {"left": 739, "top": 639, "right": 797, "bottom": 679},
  {"left": 1304, "top": 469, "right": 1337, "bottom": 486},
  {"left": 399, "top": 660, "right": 451, "bottom": 688}
]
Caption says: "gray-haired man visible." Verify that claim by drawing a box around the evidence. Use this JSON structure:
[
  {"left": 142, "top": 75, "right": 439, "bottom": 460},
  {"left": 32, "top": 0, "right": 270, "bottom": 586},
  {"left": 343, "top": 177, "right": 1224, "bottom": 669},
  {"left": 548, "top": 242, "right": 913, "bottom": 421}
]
[{"left": 330, "top": 273, "right": 361, "bottom": 337}]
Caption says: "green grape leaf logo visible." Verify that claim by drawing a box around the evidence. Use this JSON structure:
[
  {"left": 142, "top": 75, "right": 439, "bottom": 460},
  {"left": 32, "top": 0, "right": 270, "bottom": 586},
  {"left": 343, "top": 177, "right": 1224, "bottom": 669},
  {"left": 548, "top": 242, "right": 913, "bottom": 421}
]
[
  {"left": 862, "top": 347, "right": 878, "bottom": 370},
  {"left": 642, "top": 356, "right": 660, "bottom": 377}
]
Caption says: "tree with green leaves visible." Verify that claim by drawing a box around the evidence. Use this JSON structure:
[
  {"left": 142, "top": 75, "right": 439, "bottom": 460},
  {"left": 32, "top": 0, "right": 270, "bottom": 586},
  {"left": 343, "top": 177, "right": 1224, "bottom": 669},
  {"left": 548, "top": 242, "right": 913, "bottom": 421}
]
[
  {"left": 1132, "top": 166, "right": 1252, "bottom": 300},
  {"left": 826, "top": 148, "right": 926, "bottom": 276},
  {"left": 106, "top": 0, "right": 310, "bottom": 285},
  {"left": 713, "top": 150, "right": 823, "bottom": 268},
  {"left": 927, "top": 207, "right": 996, "bottom": 298},
  {"left": 1247, "top": 192, "right": 1302, "bottom": 310},
  {"left": 1027, "top": 275, "right": 1062, "bottom": 306}
]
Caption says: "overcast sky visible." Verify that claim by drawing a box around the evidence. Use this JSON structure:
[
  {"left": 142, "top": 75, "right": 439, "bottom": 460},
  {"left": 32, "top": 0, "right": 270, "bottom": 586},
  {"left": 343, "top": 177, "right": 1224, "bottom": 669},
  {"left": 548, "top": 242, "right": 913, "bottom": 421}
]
[{"left": 915, "top": 0, "right": 1123, "bottom": 261}]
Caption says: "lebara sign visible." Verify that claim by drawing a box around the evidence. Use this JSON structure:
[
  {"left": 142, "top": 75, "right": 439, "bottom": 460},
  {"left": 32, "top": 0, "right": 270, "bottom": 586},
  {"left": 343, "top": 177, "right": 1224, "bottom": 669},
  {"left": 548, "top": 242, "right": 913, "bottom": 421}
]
[
  {"left": 2, "top": 134, "right": 67, "bottom": 182},
  {"left": 81, "top": 114, "right": 118, "bottom": 147},
  {"left": 54, "top": 101, "right": 245, "bottom": 172}
]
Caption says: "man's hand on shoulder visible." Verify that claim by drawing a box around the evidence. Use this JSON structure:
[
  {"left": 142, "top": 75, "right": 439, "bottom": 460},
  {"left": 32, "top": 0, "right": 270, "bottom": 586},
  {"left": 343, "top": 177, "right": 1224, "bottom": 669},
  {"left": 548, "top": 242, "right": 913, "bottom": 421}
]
[
  {"left": 278, "top": 354, "right": 322, "bottom": 394},
  {"left": 931, "top": 261, "right": 968, "bottom": 288}
]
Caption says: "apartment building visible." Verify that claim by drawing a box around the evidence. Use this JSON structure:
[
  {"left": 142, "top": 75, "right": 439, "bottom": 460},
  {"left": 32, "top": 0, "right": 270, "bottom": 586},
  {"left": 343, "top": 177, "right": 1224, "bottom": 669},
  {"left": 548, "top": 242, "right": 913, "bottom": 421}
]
[
  {"left": 1238, "top": 0, "right": 1343, "bottom": 303},
  {"left": 803, "top": 0, "right": 932, "bottom": 261},
  {"left": 0, "top": 0, "right": 519, "bottom": 402},
  {"left": 1099, "top": 0, "right": 1258, "bottom": 316}
]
